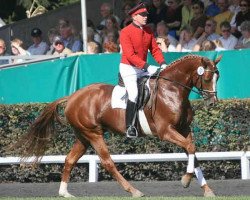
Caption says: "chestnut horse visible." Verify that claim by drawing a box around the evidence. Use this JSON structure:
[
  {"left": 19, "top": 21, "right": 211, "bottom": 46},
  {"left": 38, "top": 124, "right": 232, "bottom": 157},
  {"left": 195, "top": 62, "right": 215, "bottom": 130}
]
[{"left": 12, "top": 55, "right": 221, "bottom": 197}]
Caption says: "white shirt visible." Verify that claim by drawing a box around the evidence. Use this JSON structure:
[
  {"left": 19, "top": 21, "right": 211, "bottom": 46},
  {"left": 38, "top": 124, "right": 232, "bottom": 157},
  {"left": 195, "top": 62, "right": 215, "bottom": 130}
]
[
  {"left": 219, "top": 35, "right": 238, "bottom": 50},
  {"left": 181, "top": 38, "right": 197, "bottom": 52}
]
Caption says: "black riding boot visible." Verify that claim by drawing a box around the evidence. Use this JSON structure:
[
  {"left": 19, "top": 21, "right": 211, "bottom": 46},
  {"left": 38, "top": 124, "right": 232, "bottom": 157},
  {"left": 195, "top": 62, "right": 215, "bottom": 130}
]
[{"left": 125, "top": 100, "right": 138, "bottom": 138}]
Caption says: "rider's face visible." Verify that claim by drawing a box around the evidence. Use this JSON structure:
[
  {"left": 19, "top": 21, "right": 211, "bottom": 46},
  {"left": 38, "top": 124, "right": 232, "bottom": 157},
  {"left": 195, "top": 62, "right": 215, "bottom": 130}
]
[{"left": 133, "top": 12, "right": 148, "bottom": 26}]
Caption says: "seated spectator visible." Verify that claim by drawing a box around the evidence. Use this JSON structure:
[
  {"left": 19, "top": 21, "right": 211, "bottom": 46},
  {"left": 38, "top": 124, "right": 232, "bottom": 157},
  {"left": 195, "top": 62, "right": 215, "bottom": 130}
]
[
  {"left": 87, "top": 27, "right": 101, "bottom": 53},
  {"left": 99, "top": 2, "right": 120, "bottom": 28},
  {"left": 52, "top": 36, "right": 72, "bottom": 56},
  {"left": 193, "top": 39, "right": 217, "bottom": 51},
  {"left": 165, "top": 0, "right": 182, "bottom": 37},
  {"left": 156, "top": 36, "right": 176, "bottom": 52},
  {"left": 46, "top": 28, "right": 59, "bottom": 55},
  {"left": 27, "top": 27, "right": 49, "bottom": 55},
  {"left": 191, "top": 0, "right": 207, "bottom": 39},
  {"left": 218, "top": 21, "right": 238, "bottom": 49},
  {"left": 180, "top": 0, "right": 194, "bottom": 32},
  {"left": 194, "top": 19, "right": 220, "bottom": 48},
  {"left": 156, "top": 21, "right": 178, "bottom": 46},
  {"left": 103, "top": 41, "right": 119, "bottom": 53},
  {"left": 231, "top": 0, "right": 250, "bottom": 38},
  {"left": 213, "top": 0, "right": 234, "bottom": 34},
  {"left": 120, "top": 2, "right": 134, "bottom": 28},
  {"left": 87, "top": 19, "right": 102, "bottom": 44},
  {"left": 101, "top": 16, "right": 120, "bottom": 44},
  {"left": 176, "top": 25, "right": 198, "bottom": 51},
  {"left": 11, "top": 38, "right": 30, "bottom": 63},
  {"left": 229, "top": 0, "right": 241, "bottom": 29},
  {"left": 0, "top": 38, "right": 10, "bottom": 65},
  {"left": 205, "top": 0, "right": 220, "bottom": 17},
  {"left": 148, "top": 0, "right": 168, "bottom": 26},
  {"left": 235, "top": 20, "right": 250, "bottom": 48},
  {"left": 58, "top": 18, "right": 83, "bottom": 53},
  {"left": 87, "top": 41, "right": 100, "bottom": 54}
]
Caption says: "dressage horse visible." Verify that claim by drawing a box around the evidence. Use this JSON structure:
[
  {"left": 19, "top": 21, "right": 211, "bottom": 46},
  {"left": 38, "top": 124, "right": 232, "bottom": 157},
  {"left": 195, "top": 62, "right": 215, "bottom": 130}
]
[{"left": 12, "top": 55, "right": 221, "bottom": 197}]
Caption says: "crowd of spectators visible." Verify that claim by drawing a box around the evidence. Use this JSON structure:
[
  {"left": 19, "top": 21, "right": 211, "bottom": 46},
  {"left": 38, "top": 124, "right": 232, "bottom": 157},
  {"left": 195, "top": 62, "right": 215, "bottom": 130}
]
[{"left": 0, "top": 0, "right": 250, "bottom": 65}]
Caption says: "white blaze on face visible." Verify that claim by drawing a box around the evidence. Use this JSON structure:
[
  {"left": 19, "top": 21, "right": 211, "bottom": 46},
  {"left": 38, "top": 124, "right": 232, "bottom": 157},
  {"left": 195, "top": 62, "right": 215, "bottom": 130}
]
[{"left": 212, "top": 72, "right": 218, "bottom": 93}]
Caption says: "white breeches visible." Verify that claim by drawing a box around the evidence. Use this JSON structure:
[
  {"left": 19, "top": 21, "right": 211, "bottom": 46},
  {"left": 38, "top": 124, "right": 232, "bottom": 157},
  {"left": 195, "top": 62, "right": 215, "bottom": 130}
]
[{"left": 119, "top": 63, "right": 148, "bottom": 103}]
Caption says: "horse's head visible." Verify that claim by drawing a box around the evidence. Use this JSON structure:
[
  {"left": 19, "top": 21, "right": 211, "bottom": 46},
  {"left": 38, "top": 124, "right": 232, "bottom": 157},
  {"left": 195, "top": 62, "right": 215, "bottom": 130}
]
[{"left": 193, "top": 55, "right": 222, "bottom": 106}]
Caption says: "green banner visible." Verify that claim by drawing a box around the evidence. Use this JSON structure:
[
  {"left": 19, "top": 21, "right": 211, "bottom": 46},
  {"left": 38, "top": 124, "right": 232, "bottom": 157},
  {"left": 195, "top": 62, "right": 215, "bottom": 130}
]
[{"left": 0, "top": 50, "right": 249, "bottom": 104}]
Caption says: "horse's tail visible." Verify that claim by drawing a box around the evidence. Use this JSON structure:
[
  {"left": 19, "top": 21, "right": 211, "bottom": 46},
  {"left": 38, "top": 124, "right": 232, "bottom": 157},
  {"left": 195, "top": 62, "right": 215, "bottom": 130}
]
[{"left": 8, "top": 97, "right": 68, "bottom": 162}]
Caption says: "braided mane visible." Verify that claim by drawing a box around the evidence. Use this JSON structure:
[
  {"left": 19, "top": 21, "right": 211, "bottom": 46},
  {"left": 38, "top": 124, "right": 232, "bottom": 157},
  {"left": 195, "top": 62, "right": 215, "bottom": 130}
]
[{"left": 166, "top": 54, "right": 204, "bottom": 69}]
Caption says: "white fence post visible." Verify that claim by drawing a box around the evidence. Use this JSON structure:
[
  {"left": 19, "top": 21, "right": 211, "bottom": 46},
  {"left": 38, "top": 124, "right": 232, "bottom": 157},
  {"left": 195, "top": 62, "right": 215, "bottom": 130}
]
[
  {"left": 241, "top": 152, "right": 250, "bottom": 179},
  {"left": 88, "top": 157, "right": 99, "bottom": 182}
]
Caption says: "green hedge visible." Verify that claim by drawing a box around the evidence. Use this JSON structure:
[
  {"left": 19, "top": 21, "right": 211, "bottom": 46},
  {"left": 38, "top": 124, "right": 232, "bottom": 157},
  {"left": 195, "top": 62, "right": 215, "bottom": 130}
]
[{"left": 0, "top": 99, "right": 249, "bottom": 183}]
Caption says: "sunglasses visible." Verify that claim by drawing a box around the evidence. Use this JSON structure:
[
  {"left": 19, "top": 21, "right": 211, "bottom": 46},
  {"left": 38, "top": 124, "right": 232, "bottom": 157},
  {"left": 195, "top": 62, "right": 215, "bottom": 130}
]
[
  {"left": 168, "top": 1, "right": 173, "bottom": 4},
  {"left": 138, "top": 12, "right": 148, "bottom": 17},
  {"left": 240, "top": 4, "right": 248, "bottom": 7},
  {"left": 55, "top": 42, "right": 63, "bottom": 46}
]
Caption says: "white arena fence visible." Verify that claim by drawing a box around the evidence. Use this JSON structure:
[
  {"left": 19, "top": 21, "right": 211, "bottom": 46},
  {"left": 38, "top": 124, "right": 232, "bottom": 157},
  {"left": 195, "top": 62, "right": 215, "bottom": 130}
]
[{"left": 0, "top": 151, "right": 250, "bottom": 182}]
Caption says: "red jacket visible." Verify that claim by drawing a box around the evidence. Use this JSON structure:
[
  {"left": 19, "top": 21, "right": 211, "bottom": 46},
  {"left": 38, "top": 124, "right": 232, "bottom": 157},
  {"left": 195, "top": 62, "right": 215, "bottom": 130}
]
[{"left": 120, "top": 23, "right": 166, "bottom": 69}]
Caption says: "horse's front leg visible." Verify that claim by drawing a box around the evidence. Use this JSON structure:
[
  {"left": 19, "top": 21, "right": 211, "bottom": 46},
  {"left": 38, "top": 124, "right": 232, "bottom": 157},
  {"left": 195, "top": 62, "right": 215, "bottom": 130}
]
[{"left": 181, "top": 133, "right": 215, "bottom": 197}]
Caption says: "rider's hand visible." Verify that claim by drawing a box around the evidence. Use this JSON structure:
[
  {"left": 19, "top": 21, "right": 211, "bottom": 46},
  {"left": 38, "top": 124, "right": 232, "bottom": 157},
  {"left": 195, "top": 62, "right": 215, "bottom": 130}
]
[
  {"left": 147, "top": 65, "right": 160, "bottom": 74},
  {"left": 161, "top": 64, "right": 168, "bottom": 70}
]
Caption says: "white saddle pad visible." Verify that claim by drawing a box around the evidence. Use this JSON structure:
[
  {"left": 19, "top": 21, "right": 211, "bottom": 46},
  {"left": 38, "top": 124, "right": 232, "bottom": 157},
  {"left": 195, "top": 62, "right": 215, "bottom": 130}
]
[{"left": 111, "top": 83, "right": 153, "bottom": 135}]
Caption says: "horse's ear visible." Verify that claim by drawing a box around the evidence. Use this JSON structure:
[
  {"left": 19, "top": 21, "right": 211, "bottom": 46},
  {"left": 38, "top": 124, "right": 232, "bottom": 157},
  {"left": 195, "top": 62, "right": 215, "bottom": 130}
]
[{"left": 214, "top": 55, "right": 222, "bottom": 65}]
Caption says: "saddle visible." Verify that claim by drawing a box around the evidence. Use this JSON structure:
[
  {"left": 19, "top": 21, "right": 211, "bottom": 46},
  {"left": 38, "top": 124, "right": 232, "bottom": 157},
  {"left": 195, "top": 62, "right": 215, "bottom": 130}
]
[{"left": 118, "top": 73, "right": 150, "bottom": 110}]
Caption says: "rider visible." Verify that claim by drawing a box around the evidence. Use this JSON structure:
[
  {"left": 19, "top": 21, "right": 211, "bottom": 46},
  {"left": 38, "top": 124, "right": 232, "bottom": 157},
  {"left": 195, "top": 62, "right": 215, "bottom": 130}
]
[{"left": 119, "top": 2, "right": 168, "bottom": 138}]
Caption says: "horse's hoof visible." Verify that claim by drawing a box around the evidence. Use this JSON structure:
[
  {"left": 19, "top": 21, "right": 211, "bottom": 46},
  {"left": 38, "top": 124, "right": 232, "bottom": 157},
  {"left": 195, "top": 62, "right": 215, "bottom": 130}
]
[
  {"left": 59, "top": 191, "right": 75, "bottom": 198},
  {"left": 132, "top": 190, "right": 145, "bottom": 198},
  {"left": 204, "top": 190, "right": 216, "bottom": 197},
  {"left": 181, "top": 173, "right": 193, "bottom": 188}
]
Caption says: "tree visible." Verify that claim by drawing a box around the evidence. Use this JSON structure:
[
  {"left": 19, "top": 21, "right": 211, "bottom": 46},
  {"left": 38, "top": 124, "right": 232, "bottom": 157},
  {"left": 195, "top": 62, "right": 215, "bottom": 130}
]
[{"left": 0, "top": 0, "right": 81, "bottom": 24}]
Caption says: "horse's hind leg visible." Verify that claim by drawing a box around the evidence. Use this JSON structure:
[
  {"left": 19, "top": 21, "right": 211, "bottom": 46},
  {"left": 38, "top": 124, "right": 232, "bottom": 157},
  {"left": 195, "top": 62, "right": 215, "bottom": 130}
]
[
  {"left": 89, "top": 134, "right": 144, "bottom": 197},
  {"left": 59, "top": 139, "right": 89, "bottom": 197}
]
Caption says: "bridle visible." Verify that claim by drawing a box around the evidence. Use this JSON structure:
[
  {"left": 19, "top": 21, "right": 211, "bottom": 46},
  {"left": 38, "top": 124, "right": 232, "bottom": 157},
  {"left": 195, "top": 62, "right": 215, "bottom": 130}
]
[{"left": 152, "top": 66, "right": 219, "bottom": 100}]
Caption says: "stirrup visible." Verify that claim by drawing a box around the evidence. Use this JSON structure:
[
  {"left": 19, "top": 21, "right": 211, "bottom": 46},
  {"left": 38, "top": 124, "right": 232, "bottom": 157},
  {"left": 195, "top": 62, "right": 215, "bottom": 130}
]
[{"left": 126, "top": 125, "right": 138, "bottom": 138}]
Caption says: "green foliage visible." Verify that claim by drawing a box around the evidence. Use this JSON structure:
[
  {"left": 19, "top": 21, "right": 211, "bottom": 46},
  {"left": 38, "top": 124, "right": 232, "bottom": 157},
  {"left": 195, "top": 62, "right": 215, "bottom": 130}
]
[{"left": 0, "top": 99, "right": 249, "bottom": 182}]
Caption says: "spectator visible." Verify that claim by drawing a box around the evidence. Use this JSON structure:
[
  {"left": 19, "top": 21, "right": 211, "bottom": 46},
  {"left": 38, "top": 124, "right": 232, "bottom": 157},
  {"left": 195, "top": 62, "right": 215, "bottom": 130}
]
[
  {"left": 165, "top": 0, "right": 182, "bottom": 37},
  {"left": 180, "top": 0, "right": 194, "bottom": 32},
  {"left": 235, "top": 20, "right": 250, "bottom": 48},
  {"left": 205, "top": 0, "right": 220, "bottom": 17},
  {"left": 218, "top": 21, "right": 238, "bottom": 49},
  {"left": 87, "top": 19, "right": 102, "bottom": 44},
  {"left": 87, "top": 41, "right": 100, "bottom": 54},
  {"left": 46, "top": 28, "right": 59, "bottom": 55},
  {"left": 99, "top": 2, "right": 120, "bottom": 28},
  {"left": 231, "top": 0, "right": 250, "bottom": 38},
  {"left": 194, "top": 19, "right": 220, "bottom": 47},
  {"left": 156, "top": 21, "right": 178, "bottom": 46},
  {"left": 103, "top": 41, "right": 120, "bottom": 53},
  {"left": 101, "top": 16, "right": 120, "bottom": 44},
  {"left": 52, "top": 36, "right": 72, "bottom": 56},
  {"left": 191, "top": 0, "right": 207, "bottom": 39},
  {"left": 213, "top": 0, "right": 234, "bottom": 34},
  {"left": 120, "top": 2, "right": 134, "bottom": 28},
  {"left": 87, "top": 27, "right": 101, "bottom": 53},
  {"left": 193, "top": 39, "right": 217, "bottom": 51},
  {"left": 148, "top": 0, "right": 168, "bottom": 26},
  {"left": 176, "top": 25, "right": 198, "bottom": 51},
  {"left": 11, "top": 38, "right": 30, "bottom": 63},
  {"left": 156, "top": 35, "right": 177, "bottom": 51},
  {"left": 58, "top": 18, "right": 83, "bottom": 53},
  {"left": 27, "top": 27, "right": 49, "bottom": 55},
  {"left": 0, "top": 38, "right": 10, "bottom": 65}
]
